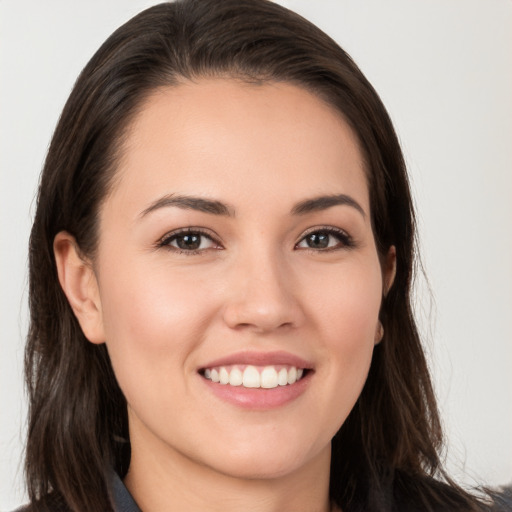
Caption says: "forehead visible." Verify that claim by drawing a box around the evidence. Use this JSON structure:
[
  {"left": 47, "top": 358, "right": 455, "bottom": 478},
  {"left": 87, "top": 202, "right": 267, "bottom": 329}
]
[{"left": 108, "top": 79, "right": 369, "bottom": 216}]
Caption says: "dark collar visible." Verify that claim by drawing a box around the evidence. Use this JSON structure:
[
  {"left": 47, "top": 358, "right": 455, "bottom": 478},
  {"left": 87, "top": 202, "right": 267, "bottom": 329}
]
[{"left": 111, "top": 472, "right": 142, "bottom": 512}]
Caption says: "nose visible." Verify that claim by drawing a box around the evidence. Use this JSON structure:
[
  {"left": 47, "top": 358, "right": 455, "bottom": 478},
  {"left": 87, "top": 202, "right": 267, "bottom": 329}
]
[{"left": 222, "top": 249, "right": 304, "bottom": 334}]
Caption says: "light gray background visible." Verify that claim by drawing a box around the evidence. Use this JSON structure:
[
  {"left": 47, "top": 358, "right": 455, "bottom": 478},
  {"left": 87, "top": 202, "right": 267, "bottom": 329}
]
[{"left": 1, "top": 1, "right": 511, "bottom": 509}]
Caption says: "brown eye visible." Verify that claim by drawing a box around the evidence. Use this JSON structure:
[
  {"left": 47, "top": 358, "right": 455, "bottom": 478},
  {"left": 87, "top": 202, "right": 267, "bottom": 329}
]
[
  {"left": 296, "top": 228, "right": 352, "bottom": 251},
  {"left": 160, "top": 230, "right": 219, "bottom": 252},
  {"left": 174, "top": 233, "right": 203, "bottom": 250},
  {"left": 304, "top": 232, "right": 330, "bottom": 249}
]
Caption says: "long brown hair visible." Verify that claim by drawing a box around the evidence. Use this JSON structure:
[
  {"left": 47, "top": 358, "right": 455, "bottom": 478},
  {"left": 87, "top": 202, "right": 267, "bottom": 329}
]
[{"left": 25, "top": 1, "right": 487, "bottom": 510}]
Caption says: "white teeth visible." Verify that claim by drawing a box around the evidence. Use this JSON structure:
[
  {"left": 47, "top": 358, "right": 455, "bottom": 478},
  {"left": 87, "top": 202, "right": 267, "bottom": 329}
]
[
  {"left": 287, "top": 366, "right": 297, "bottom": 385},
  {"left": 203, "top": 364, "right": 306, "bottom": 388},
  {"left": 277, "top": 368, "right": 288, "bottom": 386},
  {"left": 219, "top": 367, "right": 229, "bottom": 385},
  {"left": 229, "top": 367, "right": 243, "bottom": 386},
  {"left": 242, "top": 365, "right": 260, "bottom": 388},
  {"left": 261, "top": 367, "right": 278, "bottom": 389}
]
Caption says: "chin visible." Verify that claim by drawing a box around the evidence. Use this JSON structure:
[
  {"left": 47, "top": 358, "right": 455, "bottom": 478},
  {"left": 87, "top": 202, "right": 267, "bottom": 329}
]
[
  {"left": 202, "top": 437, "right": 326, "bottom": 481},
  {"left": 214, "top": 456, "right": 304, "bottom": 481}
]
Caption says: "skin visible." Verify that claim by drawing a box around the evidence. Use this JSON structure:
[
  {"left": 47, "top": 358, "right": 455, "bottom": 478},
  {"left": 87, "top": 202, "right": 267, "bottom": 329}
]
[{"left": 55, "top": 79, "right": 395, "bottom": 512}]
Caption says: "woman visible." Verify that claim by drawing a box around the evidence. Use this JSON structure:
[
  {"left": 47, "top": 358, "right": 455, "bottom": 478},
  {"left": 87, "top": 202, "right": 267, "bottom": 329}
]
[{"left": 19, "top": 0, "right": 503, "bottom": 510}]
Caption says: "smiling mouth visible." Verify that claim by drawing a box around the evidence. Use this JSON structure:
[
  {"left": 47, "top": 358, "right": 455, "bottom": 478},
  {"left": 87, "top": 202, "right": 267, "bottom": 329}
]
[{"left": 200, "top": 365, "right": 309, "bottom": 389}]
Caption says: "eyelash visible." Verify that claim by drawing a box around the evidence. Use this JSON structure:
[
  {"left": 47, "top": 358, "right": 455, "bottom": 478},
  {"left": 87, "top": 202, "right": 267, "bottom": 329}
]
[{"left": 156, "top": 226, "right": 354, "bottom": 255}]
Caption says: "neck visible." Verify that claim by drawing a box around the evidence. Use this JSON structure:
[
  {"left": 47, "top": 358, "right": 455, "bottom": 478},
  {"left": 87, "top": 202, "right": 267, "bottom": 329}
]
[{"left": 124, "top": 422, "right": 334, "bottom": 512}]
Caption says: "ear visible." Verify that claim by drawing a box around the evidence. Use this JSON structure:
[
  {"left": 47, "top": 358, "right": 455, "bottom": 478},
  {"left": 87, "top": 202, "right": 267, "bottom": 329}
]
[
  {"left": 53, "top": 231, "right": 105, "bottom": 344},
  {"left": 382, "top": 245, "right": 397, "bottom": 297},
  {"left": 374, "top": 246, "right": 397, "bottom": 345},
  {"left": 374, "top": 320, "right": 384, "bottom": 345}
]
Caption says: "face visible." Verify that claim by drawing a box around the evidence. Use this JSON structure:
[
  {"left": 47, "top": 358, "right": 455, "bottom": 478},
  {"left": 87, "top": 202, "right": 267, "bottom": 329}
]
[{"left": 86, "top": 80, "right": 394, "bottom": 480}]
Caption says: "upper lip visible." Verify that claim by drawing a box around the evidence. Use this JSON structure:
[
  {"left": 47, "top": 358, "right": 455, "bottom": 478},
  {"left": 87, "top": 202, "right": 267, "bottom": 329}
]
[{"left": 199, "top": 350, "right": 314, "bottom": 370}]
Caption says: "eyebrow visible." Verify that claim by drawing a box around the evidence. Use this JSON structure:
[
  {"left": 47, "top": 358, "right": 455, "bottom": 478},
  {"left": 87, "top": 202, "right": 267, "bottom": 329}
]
[
  {"left": 291, "top": 194, "right": 366, "bottom": 218},
  {"left": 139, "top": 192, "right": 365, "bottom": 219},
  {"left": 140, "top": 194, "right": 233, "bottom": 218}
]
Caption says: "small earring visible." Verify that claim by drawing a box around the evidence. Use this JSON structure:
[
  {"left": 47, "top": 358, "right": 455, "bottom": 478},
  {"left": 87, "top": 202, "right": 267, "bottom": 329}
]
[{"left": 375, "top": 321, "right": 384, "bottom": 344}]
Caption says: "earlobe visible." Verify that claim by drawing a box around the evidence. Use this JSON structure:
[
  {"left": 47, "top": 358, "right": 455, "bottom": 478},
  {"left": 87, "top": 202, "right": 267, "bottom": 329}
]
[
  {"left": 374, "top": 320, "right": 384, "bottom": 345},
  {"left": 53, "top": 231, "right": 105, "bottom": 344}
]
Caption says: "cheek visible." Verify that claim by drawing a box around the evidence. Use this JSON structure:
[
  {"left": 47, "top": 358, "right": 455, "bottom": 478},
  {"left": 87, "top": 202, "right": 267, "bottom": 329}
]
[
  {"left": 100, "top": 253, "right": 208, "bottom": 335},
  {"left": 303, "top": 258, "right": 383, "bottom": 341},
  {"left": 300, "top": 258, "right": 382, "bottom": 400},
  {"left": 96, "top": 255, "right": 219, "bottom": 390}
]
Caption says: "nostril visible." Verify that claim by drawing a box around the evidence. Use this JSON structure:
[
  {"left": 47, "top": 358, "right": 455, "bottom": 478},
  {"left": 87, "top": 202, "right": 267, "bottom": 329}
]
[{"left": 234, "top": 323, "right": 251, "bottom": 329}]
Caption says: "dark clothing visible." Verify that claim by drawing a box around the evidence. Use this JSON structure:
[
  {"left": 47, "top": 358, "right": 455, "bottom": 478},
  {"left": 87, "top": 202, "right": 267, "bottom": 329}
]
[
  {"left": 494, "top": 485, "right": 512, "bottom": 511},
  {"left": 14, "top": 473, "right": 141, "bottom": 512},
  {"left": 14, "top": 476, "right": 512, "bottom": 511},
  {"left": 111, "top": 472, "right": 141, "bottom": 512}
]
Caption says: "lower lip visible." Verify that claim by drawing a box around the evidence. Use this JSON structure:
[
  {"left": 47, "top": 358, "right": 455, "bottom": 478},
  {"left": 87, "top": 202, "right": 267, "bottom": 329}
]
[{"left": 200, "top": 372, "right": 312, "bottom": 410}]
